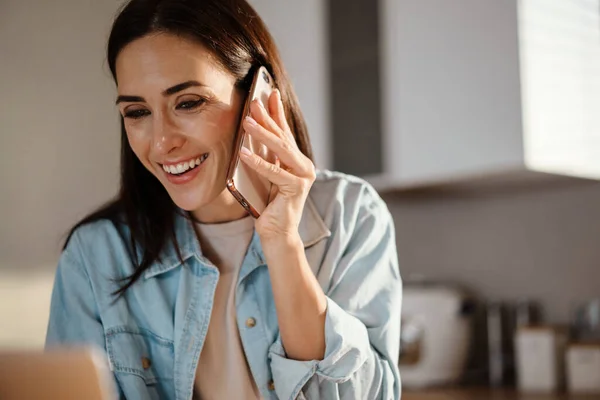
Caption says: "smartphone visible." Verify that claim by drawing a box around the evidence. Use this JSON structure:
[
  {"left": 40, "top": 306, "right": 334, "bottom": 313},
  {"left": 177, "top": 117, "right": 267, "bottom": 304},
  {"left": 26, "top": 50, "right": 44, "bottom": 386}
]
[{"left": 226, "top": 66, "right": 278, "bottom": 218}]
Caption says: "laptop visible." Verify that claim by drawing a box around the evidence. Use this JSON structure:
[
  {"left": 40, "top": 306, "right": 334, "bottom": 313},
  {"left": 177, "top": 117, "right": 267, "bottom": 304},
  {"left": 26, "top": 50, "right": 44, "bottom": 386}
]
[{"left": 0, "top": 346, "right": 117, "bottom": 400}]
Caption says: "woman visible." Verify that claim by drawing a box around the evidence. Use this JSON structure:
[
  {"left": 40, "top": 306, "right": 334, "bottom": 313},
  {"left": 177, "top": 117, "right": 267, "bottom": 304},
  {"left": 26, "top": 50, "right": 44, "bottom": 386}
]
[{"left": 45, "top": 0, "right": 402, "bottom": 399}]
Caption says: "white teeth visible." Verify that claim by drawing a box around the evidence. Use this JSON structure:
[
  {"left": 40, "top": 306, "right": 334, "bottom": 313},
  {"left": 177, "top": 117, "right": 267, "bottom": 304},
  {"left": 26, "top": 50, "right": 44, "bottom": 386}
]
[{"left": 163, "top": 154, "right": 208, "bottom": 175}]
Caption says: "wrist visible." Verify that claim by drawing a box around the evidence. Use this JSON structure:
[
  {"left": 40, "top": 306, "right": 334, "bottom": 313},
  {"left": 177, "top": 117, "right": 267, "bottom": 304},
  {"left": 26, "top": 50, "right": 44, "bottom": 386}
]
[{"left": 260, "top": 232, "right": 304, "bottom": 256}]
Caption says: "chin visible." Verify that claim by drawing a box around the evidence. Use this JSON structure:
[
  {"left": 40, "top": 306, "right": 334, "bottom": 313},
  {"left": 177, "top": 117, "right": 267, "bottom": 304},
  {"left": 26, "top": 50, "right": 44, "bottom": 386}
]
[
  {"left": 168, "top": 188, "right": 219, "bottom": 212},
  {"left": 152, "top": 155, "right": 234, "bottom": 216}
]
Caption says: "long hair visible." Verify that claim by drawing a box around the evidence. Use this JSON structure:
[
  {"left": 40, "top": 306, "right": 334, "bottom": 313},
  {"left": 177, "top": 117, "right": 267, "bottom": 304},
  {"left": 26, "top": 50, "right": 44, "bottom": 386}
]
[{"left": 66, "top": 0, "right": 313, "bottom": 294}]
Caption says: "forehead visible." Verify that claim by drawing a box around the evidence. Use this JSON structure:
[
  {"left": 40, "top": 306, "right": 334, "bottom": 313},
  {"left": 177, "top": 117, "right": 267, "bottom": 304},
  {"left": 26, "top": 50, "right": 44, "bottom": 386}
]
[{"left": 115, "top": 33, "right": 236, "bottom": 95}]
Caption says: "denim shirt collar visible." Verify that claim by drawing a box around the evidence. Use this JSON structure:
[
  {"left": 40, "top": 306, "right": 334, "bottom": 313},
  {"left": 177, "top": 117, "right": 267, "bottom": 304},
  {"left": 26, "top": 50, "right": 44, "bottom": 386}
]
[{"left": 143, "top": 196, "right": 331, "bottom": 280}]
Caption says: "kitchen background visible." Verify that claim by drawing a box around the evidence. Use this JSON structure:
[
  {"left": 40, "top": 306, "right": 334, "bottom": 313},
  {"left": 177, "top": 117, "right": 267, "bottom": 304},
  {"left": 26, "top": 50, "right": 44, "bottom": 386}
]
[{"left": 1, "top": 0, "right": 599, "bottom": 396}]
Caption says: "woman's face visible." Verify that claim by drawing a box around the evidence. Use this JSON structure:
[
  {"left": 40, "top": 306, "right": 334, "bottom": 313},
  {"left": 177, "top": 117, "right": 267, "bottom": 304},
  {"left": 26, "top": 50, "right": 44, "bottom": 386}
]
[{"left": 115, "top": 33, "right": 246, "bottom": 222}]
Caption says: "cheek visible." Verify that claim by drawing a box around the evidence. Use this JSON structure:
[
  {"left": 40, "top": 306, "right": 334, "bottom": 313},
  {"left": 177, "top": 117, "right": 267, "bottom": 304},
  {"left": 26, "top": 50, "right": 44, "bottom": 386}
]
[
  {"left": 217, "top": 108, "right": 240, "bottom": 143},
  {"left": 125, "top": 127, "right": 152, "bottom": 165},
  {"left": 196, "top": 108, "right": 240, "bottom": 149}
]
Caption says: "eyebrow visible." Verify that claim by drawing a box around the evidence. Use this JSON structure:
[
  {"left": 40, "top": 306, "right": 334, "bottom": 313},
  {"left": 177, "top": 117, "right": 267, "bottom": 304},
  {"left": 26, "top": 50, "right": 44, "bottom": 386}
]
[{"left": 115, "top": 80, "right": 205, "bottom": 105}]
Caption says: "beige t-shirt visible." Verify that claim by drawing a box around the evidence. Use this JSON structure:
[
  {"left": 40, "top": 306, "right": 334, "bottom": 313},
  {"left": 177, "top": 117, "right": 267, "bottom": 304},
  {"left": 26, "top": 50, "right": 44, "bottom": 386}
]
[{"left": 193, "top": 215, "right": 262, "bottom": 400}]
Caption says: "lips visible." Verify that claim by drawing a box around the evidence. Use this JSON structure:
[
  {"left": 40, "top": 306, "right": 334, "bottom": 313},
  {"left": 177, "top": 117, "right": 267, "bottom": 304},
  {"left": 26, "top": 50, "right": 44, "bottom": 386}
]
[
  {"left": 162, "top": 153, "right": 209, "bottom": 175},
  {"left": 161, "top": 153, "right": 209, "bottom": 184}
]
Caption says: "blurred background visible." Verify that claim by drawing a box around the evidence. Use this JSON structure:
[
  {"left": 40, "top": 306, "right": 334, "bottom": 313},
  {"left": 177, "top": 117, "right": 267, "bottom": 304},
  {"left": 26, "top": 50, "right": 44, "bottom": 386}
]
[{"left": 1, "top": 0, "right": 599, "bottom": 397}]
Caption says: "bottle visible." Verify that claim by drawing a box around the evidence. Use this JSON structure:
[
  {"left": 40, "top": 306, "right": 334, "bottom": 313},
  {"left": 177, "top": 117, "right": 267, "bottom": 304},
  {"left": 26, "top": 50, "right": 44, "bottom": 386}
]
[{"left": 487, "top": 302, "right": 505, "bottom": 387}]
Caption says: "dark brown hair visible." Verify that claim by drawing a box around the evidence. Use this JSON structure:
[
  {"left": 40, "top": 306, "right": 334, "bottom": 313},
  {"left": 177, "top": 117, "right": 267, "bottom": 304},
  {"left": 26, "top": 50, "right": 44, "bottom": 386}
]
[{"left": 66, "top": 0, "right": 313, "bottom": 294}]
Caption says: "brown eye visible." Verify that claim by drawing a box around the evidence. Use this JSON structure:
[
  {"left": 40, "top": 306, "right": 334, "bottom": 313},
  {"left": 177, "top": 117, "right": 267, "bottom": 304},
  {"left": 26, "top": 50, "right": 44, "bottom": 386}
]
[
  {"left": 176, "top": 99, "right": 205, "bottom": 110},
  {"left": 124, "top": 109, "right": 150, "bottom": 119}
]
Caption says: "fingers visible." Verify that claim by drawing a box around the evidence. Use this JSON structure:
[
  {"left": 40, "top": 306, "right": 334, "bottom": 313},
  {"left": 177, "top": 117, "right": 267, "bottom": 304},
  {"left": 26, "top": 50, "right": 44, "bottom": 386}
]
[
  {"left": 251, "top": 90, "right": 297, "bottom": 146},
  {"left": 243, "top": 116, "right": 307, "bottom": 174},
  {"left": 268, "top": 89, "right": 291, "bottom": 134},
  {"left": 239, "top": 145, "right": 295, "bottom": 187},
  {"left": 250, "top": 99, "right": 285, "bottom": 140}
]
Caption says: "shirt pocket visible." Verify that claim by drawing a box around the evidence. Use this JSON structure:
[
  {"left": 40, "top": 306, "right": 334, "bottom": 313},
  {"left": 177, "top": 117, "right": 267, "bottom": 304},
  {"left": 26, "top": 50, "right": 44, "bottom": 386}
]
[{"left": 105, "top": 326, "right": 174, "bottom": 386}]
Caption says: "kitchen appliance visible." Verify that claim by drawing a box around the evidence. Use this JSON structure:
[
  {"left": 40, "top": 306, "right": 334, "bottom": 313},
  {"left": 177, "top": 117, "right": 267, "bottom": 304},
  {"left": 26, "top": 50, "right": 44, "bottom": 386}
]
[
  {"left": 566, "top": 343, "right": 600, "bottom": 393},
  {"left": 515, "top": 325, "right": 568, "bottom": 393},
  {"left": 573, "top": 299, "right": 600, "bottom": 342},
  {"left": 399, "top": 282, "right": 474, "bottom": 388}
]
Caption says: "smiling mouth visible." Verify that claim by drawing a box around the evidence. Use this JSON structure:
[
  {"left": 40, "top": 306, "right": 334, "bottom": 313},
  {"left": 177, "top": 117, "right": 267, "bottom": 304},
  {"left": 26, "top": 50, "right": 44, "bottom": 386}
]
[{"left": 162, "top": 153, "right": 209, "bottom": 176}]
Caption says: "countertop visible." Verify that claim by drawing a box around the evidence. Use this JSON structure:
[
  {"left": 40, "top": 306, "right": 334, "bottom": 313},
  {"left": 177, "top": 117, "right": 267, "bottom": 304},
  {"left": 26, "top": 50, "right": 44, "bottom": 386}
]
[{"left": 402, "top": 388, "right": 600, "bottom": 400}]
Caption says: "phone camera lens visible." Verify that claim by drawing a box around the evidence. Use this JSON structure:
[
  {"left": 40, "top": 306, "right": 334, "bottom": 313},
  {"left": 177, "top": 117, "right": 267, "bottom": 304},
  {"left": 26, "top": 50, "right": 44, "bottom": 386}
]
[{"left": 262, "top": 71, "right": 270, "bottom": 84}]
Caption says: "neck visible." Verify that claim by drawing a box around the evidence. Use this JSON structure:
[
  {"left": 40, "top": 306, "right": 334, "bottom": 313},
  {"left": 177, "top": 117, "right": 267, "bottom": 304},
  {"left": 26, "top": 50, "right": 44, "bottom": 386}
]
[{"left": 191, "top": 188, "right": 249, "bottom": 224}]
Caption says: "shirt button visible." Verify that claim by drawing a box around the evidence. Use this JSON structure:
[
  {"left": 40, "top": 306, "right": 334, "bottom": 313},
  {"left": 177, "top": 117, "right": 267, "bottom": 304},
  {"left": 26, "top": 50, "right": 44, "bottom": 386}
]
[
  {"left": 245, "top": 317, "right": 257, "bottom": 328},
  {"left": 141, "top": 357, "right": 152, "bottom": 370},
  {"left": 268, "top": 380, "right": 275, "bottom": 391}
]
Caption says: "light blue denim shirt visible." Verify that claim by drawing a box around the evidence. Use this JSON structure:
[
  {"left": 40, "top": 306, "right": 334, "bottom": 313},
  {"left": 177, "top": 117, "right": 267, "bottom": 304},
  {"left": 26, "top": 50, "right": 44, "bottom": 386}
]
[{"left": 46, "top": 170, "right": 402, "bottom": 400}]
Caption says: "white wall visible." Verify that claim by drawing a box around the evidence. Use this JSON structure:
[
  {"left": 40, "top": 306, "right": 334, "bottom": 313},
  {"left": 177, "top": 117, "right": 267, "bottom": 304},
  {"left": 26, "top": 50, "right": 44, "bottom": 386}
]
[
  {"left": 384, "top": 179, "right": 600, "bottom": 324},
  {"left": 0, "top": 269, "right": 54, "bottom": 348},
  {"left": 0, "top": 0, "right": 122, "bottom": 271},
  {"left": 0, "top": 0, "right": 122, "bottom": 348}
]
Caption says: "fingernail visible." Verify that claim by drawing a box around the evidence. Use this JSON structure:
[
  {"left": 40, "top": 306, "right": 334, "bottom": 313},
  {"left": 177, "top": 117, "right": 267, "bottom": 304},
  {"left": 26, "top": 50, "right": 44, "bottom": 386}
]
[
  {"left": 240, "top": 146, "right": 251, "bottom": 156},
  {"left": 245, "top": 116, "right": 257, "bottom": 126},
  {"left": 275, "top": 89, "right": 281, "bottom": 100}
]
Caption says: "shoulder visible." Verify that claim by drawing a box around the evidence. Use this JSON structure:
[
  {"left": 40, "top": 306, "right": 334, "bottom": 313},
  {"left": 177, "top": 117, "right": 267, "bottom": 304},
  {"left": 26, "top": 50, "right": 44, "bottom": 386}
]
[
  {"left": 61, "top": 217, "right": 133, "bottom": 278},
  {"left": 309, "top": 169, "right": 392, "bottom": 228},
  {"left": 307, "top": 172, "right": 400, "bottom": 286},
  {"left": 66, "top": 217, "right": 129, "bottom": 255}
]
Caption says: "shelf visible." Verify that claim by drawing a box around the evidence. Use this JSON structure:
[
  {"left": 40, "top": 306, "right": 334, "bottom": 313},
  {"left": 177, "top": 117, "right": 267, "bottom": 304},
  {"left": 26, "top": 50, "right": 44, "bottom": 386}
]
[
  {"left": 402, "top": 387, "right": 600, "bottom": 400},
  {"left": 362, "top": 169, "right": 598, "bottom": 196}
]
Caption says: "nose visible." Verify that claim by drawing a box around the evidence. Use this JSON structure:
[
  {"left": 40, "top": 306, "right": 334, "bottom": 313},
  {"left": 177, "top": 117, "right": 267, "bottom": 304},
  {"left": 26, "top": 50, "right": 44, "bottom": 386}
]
[{"left": 151, "top": 112, "right": 186, "bottom": 156}]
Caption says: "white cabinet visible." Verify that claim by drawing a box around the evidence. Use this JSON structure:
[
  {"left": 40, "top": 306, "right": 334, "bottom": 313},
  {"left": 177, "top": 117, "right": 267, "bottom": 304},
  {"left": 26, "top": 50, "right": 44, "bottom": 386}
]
[
  {"left": 252, "top": 0, "right": 599, "bottom": 188},
  {"left": 370, "top": 0, "right": 600, "bottom": 189}
]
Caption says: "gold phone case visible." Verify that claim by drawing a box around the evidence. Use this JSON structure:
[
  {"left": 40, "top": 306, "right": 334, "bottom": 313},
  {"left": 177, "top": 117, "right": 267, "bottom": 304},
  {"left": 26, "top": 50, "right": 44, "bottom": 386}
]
[{"left": 226, "top": 66, "right": 277, "bottom": 218}]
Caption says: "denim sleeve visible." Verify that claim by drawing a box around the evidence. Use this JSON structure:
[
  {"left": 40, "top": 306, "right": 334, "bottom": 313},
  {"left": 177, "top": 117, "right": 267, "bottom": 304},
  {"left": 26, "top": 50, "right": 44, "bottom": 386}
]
[
  {"left": 45, "top": 234, "right": 106, "bottom": 349},
  {"left": 45, "top": 235, "right": 125, "bottom": 398},
  {"left": 268, "top": 186, "right": 402, "bottom": 400}
]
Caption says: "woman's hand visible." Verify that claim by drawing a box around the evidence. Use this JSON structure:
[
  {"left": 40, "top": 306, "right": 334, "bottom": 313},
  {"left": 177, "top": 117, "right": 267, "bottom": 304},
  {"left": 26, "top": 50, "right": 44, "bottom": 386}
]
[
  {"left": 240, "top": 89, "right": 316, "bottom": 245},
  {"left": 240, "top": 91, "right": 327, "bottom": 362}
]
